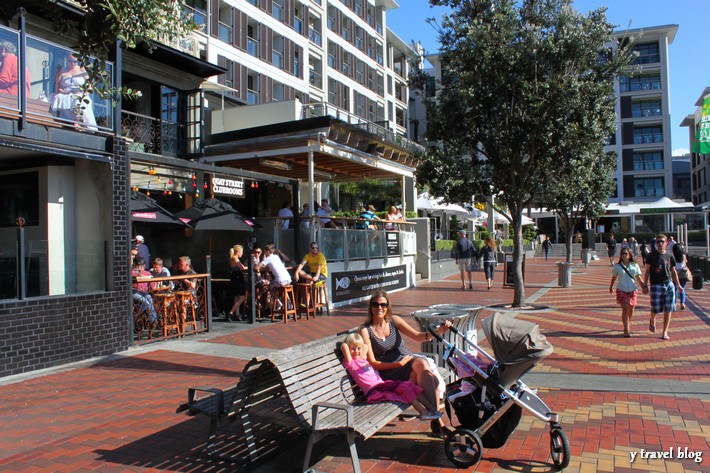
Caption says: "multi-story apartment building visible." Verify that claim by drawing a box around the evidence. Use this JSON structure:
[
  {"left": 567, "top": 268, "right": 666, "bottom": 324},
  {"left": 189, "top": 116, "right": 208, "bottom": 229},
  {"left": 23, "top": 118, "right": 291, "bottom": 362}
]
[
  {"left": 607, "top": 25, "right": 678, "bottom": 203},
  {"left": 681, "top": 87, "right": 710, "bottom": 206}
]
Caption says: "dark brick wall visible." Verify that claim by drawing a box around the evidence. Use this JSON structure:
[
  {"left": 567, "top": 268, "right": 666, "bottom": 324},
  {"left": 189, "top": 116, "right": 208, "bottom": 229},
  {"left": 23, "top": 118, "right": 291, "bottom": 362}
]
[{"left": 0, "top": 137, "right": 131, "bottom": 379}]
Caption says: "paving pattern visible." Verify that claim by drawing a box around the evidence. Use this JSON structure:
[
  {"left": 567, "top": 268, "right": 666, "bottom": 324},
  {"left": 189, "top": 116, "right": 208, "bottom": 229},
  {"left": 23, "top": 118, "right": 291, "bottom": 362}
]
[{"left": 0, "top": 256, "right": 708, "bottom": 472}]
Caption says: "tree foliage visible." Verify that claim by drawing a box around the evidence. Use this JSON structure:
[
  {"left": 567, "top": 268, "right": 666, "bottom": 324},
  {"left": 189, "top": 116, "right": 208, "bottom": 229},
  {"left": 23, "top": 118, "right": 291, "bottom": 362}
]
[
  {"left": 412, "top": 0, "right": 633, "bottom": 305},
  {"left": 46, "top": 0, "right": 198, "bottom": 101}
]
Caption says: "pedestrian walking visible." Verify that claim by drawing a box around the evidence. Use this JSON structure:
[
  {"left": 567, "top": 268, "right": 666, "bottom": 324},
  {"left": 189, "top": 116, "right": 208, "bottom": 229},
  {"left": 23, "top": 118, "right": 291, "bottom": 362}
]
[
  {"left": 452, "top": 229, "right": 477, "bottom": 290},
  {"left": 480, "top": 237, "right": 497, "bottom": 290},
  {"left": 542, "top": 236, "right": 552, "bottom": 261},
  {"left": 609, "top": 248, "right": 647, "bottom": 337},
  {"left": 606, "top": 233, "right": 617, "bottom": 266},
  {"left": 643, "top": 234, "right": 683, "bottom": 341}
]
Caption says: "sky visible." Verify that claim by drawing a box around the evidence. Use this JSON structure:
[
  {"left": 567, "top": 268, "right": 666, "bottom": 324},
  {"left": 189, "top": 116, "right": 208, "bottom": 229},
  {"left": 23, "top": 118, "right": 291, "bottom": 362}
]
[{"left": 387, "top": 0, "right": 709, "bottom": 157}]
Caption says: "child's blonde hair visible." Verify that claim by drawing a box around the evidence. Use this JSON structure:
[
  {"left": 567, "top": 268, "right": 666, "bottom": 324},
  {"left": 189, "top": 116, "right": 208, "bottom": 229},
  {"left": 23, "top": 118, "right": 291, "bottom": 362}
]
[{"left": 344, "top": 333, "right": 364, "bottom": 345}]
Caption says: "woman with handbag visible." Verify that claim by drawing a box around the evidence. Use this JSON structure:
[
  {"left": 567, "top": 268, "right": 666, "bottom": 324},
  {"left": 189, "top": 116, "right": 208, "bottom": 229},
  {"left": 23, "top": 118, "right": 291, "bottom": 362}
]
[
  {"left": 609, "top": 248, "right": 648, "bottom": 337},
  {"left": 673, "top": 242, "right": 690, "bottom": 310}
]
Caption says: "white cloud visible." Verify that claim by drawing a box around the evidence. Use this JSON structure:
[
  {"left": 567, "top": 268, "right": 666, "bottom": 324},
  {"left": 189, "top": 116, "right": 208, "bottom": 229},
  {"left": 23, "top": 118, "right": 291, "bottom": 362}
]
[{"left": 672, "top": 147, "right": 690, "bottom": 157}]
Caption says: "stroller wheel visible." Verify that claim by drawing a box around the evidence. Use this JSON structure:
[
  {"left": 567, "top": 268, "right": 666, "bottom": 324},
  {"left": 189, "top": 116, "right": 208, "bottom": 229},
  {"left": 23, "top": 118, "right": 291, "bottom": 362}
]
[
  {"left": 550, "top": 428, "right": 570, "bottom": 470},
  {"left": 444, "top": 428, "right": 483, "bottom": 468}
]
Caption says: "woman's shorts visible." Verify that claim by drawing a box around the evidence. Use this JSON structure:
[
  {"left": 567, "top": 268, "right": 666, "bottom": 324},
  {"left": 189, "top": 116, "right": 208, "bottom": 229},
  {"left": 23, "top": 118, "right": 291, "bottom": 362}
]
[
  {"left": 616, "top": 289, "right": 638, "bottom": 306},
  {"left": 484, "top": 262, "right": 496, "bottom": 280},
  {"left": 650, "top": 281, "right": 676, "bottom": 314}
]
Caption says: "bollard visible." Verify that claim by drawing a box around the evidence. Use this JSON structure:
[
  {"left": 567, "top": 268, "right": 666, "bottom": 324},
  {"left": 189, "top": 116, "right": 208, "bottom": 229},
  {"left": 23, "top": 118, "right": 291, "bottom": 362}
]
[
  {"left": 581, "top": 249, "right": 592, "bottom": 268},
  {"left": 693, "top": 269, "right": 703, "bottom": 290},
  {"left": 557, "top": 262, "right": 573, "bottom": 287}
]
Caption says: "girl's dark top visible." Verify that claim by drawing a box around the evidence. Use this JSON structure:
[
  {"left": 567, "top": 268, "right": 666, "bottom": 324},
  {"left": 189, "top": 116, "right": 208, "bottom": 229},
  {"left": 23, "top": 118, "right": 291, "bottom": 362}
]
[
  {"left": 646, "top": 251, "right": 676, "bottom": 285},
  {"left": 366, "top": 320, "right": 413, "bottom": 381}
]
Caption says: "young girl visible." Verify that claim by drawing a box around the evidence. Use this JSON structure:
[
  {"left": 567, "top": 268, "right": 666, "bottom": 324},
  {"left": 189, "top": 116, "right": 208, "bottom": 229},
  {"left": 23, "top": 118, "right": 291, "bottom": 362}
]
[
  {"left": 609, "top": 248, "right": 647, "bottom": 337},
  {"left": 340, "top": 333, "right": 441, "bottom": 420}
]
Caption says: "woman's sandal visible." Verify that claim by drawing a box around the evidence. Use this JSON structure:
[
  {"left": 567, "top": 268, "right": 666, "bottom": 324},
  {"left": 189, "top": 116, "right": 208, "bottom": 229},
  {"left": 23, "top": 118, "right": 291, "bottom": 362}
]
[
  {"left": 661, "top": 334, "right": 670, "bottom": 341},
  {"left": 649, "top": 321, "right": 656, "bottom": 333},
  {"left": 623, "top": 332, "right": 631, "bottom": 338}
]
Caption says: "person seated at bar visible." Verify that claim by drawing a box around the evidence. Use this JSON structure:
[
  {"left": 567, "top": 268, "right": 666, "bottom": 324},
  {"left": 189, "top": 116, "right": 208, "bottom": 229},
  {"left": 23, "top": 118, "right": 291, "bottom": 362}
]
[
  {"left": 254, "top": 243, "right": 292, "bottom": 310},
  {"left": 174, "top": 255, "right": 197, "bottom": 293},
  {"left": 357, "top": 204, "right": 379, "bottom": 230},
  {"left": 316, "top": 198, "right": 337, "bottom": 229},
  {"left": 150, "top": 257, "right": 173, "bottom": 289},
  {"left": 385, "top": 205, "right": 404, "bottom": 231},
  {"left": 293, "top": 241, "right": 328, "bottom": 286},
  {"left": 0, "top": 40, "right": 30, "bottom": 97},
  {"left": 131, "top": 257, "right": 158, "bottom": 326}
]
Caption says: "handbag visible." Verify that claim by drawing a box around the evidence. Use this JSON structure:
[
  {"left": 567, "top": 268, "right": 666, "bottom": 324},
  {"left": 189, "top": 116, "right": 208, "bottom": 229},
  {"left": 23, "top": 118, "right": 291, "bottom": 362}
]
[
  {"left": 678, "top": 266, "right": 692, "bottom": 281},
  {"left": 618, "top": 263, "right": 638, "bottom": 289}
]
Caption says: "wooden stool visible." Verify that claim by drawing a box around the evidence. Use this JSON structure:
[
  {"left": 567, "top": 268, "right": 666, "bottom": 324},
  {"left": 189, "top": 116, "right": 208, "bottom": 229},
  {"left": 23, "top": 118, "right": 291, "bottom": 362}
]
[
  {"left": 314, "top": 281, "right": 330, "bottom": 315},
  {"left": 271, "top": 285, "right": 297, "bottom": 323},
  {"left": 153, "top": 292, "right": 179, "bottom": 336},
  {"left": 294, "top": 282, "right": 316, "bottom": 320},
  {"left": 175, "top": 291, "right": 198, "bottom": 334}
]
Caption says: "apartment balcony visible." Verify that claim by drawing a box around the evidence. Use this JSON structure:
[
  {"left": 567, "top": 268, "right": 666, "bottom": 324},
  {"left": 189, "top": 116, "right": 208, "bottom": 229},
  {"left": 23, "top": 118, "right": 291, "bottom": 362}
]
[{"left": 121, "top": 111, "right": 179, "bottom": 156}]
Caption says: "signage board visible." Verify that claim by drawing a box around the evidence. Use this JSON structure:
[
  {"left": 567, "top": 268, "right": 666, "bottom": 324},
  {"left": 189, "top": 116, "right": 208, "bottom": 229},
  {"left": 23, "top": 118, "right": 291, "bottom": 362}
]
[
  {"left": 503, "top": 253, "right": 525, "bottom": 287},
  {"left": 386, "top": 231, "right": 400, "bottom": 256},
  {"left": 211, "top": 175, "right": 245, "bottom": 198},
  {"left": 331, "top": 265, "right": 407, "bottom": 303}
]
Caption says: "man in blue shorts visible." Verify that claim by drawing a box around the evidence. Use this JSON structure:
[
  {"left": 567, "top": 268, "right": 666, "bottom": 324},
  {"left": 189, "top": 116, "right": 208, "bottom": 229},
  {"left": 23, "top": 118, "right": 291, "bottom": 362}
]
[{"left": 643, "top": 234, "right": 683, "bottom": 341}]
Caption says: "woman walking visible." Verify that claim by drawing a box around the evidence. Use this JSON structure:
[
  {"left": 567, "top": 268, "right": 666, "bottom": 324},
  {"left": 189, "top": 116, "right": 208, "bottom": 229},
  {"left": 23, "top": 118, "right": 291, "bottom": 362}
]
[
  {"left": 228, "top": 244, "right": 248, "bottom": 321},
  {"left": 480, "top": 237, "right": 497, "bottom": 290},
  {"left": 609, "top": 248, "right": 647, "bottom": 337}
]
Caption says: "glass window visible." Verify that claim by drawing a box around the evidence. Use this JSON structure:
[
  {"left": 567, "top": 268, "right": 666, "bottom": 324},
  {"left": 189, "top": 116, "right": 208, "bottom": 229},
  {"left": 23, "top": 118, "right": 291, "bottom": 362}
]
[
  {"left": 247, "top": 72, "right": 259, "bottom": 104},
  {"left": 272, "top": 34, "right": 284, "bottom": 69},
  {"left": 218, "top": 3, "right": 233, "bottom": 43},
  {"left": 0, "top": 27, "right": 20, "bottom": 109},
  {"left": 272, "top": 0, "right": 284, "bottom": 21},
  {"left": 619, "top": 73, "right": 661, "bottom": 92},
  {"left": 26, "top": 35, "right": 113, "bottom": 131},
  {"left": 247, "top": 23, "right": 259, "bottom": 56},
  {"left": 633, "top": 177, "right": 664, "bottom": 197},
  {"left": 184, "top": 0, "right": 207, "bottom": 32},
  {"left": 633, "top": 151, "right": 664, "bottom": 171},
  {"left": 632, "top": 42, "right": 660, "bottom": 65},
  {"left": 631, "top": 99, "right": 662, "bottom": 118},
  {"left": 633, "top": 126, "right": 663, "bottom": 145}
]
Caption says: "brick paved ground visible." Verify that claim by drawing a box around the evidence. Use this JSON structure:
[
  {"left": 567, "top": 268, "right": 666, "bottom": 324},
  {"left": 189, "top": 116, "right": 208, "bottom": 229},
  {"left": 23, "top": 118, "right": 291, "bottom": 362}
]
[{"left": 0, "top": 255, "right": 708, "bottom": 473}]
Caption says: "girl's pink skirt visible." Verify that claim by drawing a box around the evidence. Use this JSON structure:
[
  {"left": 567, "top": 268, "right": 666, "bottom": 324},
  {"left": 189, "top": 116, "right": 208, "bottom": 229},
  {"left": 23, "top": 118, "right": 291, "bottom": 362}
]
[
  {"left": 367, "top": 380, "right": 423, "bottom": 404},
  {"left": 616, "top": 289, "right": 638, "bottom": 306}
]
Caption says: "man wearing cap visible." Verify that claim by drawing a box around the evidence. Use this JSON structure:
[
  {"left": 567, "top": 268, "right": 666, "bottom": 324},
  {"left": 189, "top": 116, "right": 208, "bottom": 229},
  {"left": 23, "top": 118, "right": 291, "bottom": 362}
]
[
  {"left": 358, "top": 204, "right": 379, "bottom": 230},
  {"left": 452, "top": 229, "right": 477, "bottom": 290},
  {"left": 134, "top": 235, "right": 150, "bottom": 266}
]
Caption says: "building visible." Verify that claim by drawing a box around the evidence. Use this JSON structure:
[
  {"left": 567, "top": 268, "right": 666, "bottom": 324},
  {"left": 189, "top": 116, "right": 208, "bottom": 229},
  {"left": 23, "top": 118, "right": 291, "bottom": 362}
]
[
  {"left": 0, "top": 0, "right": 422, "bottom": 378},
  {"left": 681, "top": 87, "right": 710, "bottom": 207},
  {"left": 607, "top": 25, "right": 678, "bottom": 203}
]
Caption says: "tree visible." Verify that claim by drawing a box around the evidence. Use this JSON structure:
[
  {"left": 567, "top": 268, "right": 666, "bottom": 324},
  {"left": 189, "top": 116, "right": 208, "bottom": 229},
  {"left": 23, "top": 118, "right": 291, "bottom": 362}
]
[
  {"left": 412, "top": 0, "right": 633, "bottom": 306},
  {"left": 46, "top": 0, "right": 198, "bottom": 103}
]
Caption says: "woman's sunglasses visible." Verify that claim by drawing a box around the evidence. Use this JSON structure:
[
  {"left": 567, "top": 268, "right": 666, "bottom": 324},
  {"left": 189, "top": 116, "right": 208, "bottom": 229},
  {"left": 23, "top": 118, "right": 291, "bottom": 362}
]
[{"left": 370, "top": 302, "right": 388, "bottom": 308}]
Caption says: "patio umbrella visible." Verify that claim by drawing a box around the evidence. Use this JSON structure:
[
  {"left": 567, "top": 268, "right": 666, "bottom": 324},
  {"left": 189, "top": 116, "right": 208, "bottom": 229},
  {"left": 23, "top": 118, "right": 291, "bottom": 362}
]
[
  {"left": 130, "top": 191, "right": 190, "bottom": 227},
  {"left": 174, "top": 198, "right": 258, "bottom": 232}
]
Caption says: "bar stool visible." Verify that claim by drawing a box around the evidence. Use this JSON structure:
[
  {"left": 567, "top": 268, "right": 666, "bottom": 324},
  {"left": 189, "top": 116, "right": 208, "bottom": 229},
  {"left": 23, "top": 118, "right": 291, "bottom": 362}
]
[
  {"left": 314, "top": 281, "right": 330, "bottom": 315},
  {"left": 271, "top": 285, "right": 297, "bottom": 323},
  {"left": 294, "top": 282, "right": 316, "bottom": 320},
  {"left": 175, "top": 290, "right": 198, "bottom": 334},
  {"left": 153, "top": 291, "right": 179, "bottom": 337}
]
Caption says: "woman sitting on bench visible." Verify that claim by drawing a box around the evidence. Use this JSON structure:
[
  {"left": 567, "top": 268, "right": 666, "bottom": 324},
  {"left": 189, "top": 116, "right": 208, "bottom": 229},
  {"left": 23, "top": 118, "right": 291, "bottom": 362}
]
[{"left": 340, "top": 333, "right": 441, "bottom": 420}]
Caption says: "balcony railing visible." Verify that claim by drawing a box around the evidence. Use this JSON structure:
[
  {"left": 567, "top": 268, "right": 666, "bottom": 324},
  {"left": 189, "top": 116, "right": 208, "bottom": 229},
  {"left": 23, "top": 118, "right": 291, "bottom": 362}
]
[
  {"left": 633, "top": 134, "right": 663, "bottom": 145},
  {"left": 304, "top": 102, "right": 425, "bottom": 156},
  {"left": 0, "top": 26, "right": 114, "bottom": 133},
  {"left": 309, "top": 29, "right": 322, "bottom": 47},
  {"left": 122, "top": 110, "right": 178, "bottom": 156},
  {"left": 247, "top": 37, "right": 258, "bottom": 57},
  {"left": 218, "top": 22, "right": 232, "bottom": 43}
]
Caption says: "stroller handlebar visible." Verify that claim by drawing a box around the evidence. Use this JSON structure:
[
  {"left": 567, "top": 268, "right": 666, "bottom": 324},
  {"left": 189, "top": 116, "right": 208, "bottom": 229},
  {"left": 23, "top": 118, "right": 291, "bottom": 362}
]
[{"left": 426, "top": 323, "right": 457, "bottom": 342}]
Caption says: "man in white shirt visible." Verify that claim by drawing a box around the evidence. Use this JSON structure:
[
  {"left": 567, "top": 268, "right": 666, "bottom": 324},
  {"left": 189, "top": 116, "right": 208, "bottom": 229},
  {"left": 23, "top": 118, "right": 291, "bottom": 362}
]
[
  {"left": 254, "top": 243, "right": 292, "bottom": 296},
  {"left": 316, "top": 198, "right": 337, "bottom": 229},
  {"left": 277, "top": 201, "right": 294, "bottom": 229}
]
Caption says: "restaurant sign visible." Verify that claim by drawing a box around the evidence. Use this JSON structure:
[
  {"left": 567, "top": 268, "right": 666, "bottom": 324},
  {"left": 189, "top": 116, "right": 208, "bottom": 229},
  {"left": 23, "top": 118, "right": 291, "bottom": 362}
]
[
  {"left": 640, "top": 207, "right": 694, "bottom": 214},
  {"left": 211, "top": 175, "right": 245, "bottom": 198},
  {"left": 331, "top": 265, "right": 407, "bottom": 303}
]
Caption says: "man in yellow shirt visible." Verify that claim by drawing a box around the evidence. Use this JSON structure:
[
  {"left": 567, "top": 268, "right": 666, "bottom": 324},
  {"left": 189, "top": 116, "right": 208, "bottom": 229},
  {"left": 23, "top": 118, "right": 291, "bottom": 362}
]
[{"left": 293, "top": 241, "right": 328, "bottom": 285}]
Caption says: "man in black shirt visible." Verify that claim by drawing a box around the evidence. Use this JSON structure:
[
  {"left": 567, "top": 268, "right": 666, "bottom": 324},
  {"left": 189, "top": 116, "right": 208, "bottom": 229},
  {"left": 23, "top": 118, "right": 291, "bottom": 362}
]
[
  {"left": 606, "top": 233, "right": 617, "bottom": 266},
  {"left": 643, "top": 234, "right": 683, "bottom": 341}
]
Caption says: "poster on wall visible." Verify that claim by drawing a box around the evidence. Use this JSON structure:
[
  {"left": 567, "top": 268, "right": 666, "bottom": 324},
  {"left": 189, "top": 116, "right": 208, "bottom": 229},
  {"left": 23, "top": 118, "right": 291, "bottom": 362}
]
[
  {"left": 386, "top": 231, "right": 400, "bottom": 255},
  {"left": 331, "top": 265, "right": 407, "bottom": 303}
]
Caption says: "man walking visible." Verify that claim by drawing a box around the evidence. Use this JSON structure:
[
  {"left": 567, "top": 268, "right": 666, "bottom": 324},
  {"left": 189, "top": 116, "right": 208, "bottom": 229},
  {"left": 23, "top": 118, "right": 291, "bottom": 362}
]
[
  {"left": 452, "top": 229, "right": 477, "bottom": 290},
  {"left": 542, "top": 236, "right": 552, "bottom": 262},
  {"left": 643, "top": 234, "right": 683, "bottom": 341},
  {"left": 606, "top": 232, "right": 617, "bottom": 266}
]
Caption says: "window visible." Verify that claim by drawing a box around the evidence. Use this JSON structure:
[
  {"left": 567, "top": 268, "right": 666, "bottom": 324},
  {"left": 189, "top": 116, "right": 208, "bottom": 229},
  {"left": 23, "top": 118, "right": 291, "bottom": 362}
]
[
  {"left": 342, "top": 51, "right": 351, "bottom": 76},
  {"left": 632, "top": 42, "right": 660, "bottom": 65},
  {"left": 619, "top": 73, "right": 661, "bottom": 92},
  {"left": 355, "top": 26, "right": 364, "bottom": 50},
  {"left": 272, "top": 0, "right": 284, "bottom": 21},
  {"left": 272, "top": 34, "right": 284, "bottom": 69},
  {"left": 184, "top": 0, "right": 207, "bottom": 32},
  {"left": 294, "top": 7, "right": 303, "bottom": 34},
  {"left": 328, "top": 78, "right": 337, "bottom": 105},
  {"left": 327, "top": 41, "right": 335, "bottom": 68},
  {"left": 633, "top": 151, "right": 664, "bottom": 171},
  {"left": 356, "top": 92, "right": 364, "bottom": 118},
  {"left": 247, "top": 22, "right": 259, "bottom": 57},
  {"left": 218, "top": 2, "right": 233, "bottom": 43},
  {"left": 294, "top": 50, "right": 300, "bottom": 77},
  {"left": 634, "top": 177, "right": 664, "bottom": 197},
  {"left": 272, "top": 81, "right": 284, "bottom": 101},
  {"left": 327, "top": 6, "right": 336, "bottom": 30},
  {"left": 247, "top": 72, "right": 260, "bottom": 104},
  {"left": 342, "top": 18, "right": 350, "bottom": 41},
  {"left": 356, "top": 60, "right": 364, "bottom": 84},
  {"left": 633, "top": 126, "right": 663, "bottom": 145},
  {"left": 631, "top": 99, "right": 662, "bottom": 118}
]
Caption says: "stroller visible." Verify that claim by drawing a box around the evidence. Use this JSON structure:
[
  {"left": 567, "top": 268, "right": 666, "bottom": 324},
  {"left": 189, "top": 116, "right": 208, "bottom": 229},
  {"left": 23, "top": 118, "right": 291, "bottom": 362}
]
[{"left": 428, "top": 312, "right": 570, "bottom": 470}]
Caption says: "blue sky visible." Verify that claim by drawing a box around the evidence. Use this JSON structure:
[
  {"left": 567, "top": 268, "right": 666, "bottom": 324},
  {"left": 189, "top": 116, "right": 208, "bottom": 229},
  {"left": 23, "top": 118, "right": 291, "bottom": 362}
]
[{"left": 387, "top": 0, "right": 709, "bottom": 156}]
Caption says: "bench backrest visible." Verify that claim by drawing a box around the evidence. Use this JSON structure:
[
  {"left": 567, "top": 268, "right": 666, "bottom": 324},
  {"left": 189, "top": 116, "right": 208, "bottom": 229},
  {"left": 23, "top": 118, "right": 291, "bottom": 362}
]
[{"left": 251, "top": 331, "right": 366, "bottom": 428}]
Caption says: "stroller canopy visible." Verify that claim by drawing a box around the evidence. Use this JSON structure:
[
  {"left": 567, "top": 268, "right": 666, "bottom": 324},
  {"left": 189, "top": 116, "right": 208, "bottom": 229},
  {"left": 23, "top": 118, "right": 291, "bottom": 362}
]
[{"left": 482, "top": 312, "right": 553, "bottom": 367}]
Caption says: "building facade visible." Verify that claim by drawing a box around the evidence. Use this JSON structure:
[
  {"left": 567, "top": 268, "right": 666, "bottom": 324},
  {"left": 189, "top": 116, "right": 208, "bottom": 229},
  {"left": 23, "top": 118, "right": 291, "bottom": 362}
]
[
  {"left": 681, "top": 87, "right": 710, "bottom": 207},
  {"left": 608, "top": 25, "right": 678, "bottom": 203}
]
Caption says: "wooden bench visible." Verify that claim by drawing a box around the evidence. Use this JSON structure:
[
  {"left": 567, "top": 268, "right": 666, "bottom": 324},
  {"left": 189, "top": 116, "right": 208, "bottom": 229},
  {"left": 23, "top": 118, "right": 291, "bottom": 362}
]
[{"left": 177, "top": 331, "right": 419, "bottom": 472}]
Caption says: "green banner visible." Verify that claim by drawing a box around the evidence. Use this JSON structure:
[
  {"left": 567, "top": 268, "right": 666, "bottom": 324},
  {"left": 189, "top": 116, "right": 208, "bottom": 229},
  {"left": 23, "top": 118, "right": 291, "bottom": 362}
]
[{"left": 691, "top": 96, "right": 710, "bottom": 155}]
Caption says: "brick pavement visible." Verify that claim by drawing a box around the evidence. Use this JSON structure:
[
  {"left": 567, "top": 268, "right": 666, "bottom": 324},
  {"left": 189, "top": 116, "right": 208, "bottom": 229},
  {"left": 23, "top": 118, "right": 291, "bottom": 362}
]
[{"left": 0, "top": 255, "right": 708, "bottom": 472}]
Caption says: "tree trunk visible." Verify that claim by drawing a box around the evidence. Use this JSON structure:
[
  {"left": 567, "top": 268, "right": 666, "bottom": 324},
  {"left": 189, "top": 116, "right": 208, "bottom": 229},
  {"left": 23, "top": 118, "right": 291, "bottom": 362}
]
[{"left": 512, "top": 214, "right": 525, "bottom": 307}]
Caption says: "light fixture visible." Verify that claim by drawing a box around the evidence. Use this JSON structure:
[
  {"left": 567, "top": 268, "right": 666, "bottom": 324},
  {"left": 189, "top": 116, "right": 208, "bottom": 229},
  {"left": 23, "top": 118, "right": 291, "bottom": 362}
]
[
  {"left": 148, "top": 166, "right": 156, "bottom": 175},
  {"left": 259, "top": 158, "right": 292, "bottom": 171}
]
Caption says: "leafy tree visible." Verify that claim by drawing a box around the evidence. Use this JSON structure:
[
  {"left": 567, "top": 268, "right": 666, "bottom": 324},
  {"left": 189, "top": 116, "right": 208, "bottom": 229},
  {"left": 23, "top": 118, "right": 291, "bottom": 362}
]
[
  {"left": 412, "top": 0, "right": 633, "bottom": 306},
  {"left": 45, "top": 0, "right": 198, "bottom": 103}
]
